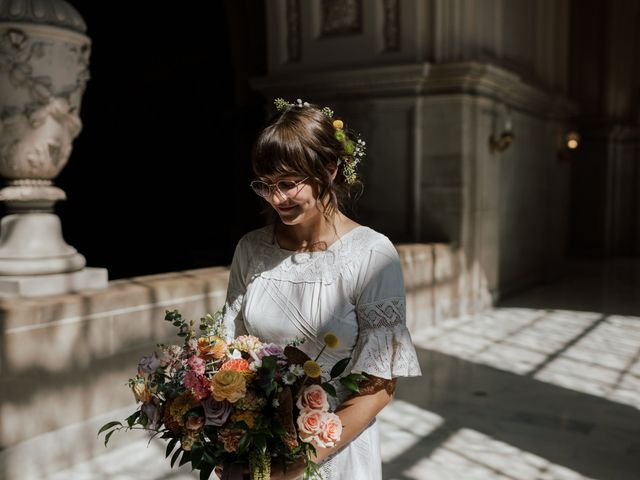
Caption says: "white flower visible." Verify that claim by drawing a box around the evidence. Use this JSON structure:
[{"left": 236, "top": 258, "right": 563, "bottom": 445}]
[
  {"left": 289, "top": 364, "right": 305, "bottom": 377},
  {"left": 272, "top": 399, "right": 280, "bottom": 408},
  {"left": 229, "top": 349, "right": 242, "bottom": 360},
  {"left": 283, "top": 372, "right": 297, "bottom": 385}
]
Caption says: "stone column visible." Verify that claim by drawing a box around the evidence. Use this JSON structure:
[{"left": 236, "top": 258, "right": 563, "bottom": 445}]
[{"left": 0, "top": 0, "right": 107, "bottom": 296}]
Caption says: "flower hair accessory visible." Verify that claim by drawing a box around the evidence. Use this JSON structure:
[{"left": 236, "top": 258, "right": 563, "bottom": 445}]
[{"left": 274, "top": 97, "right": 366, "bottom": 185}]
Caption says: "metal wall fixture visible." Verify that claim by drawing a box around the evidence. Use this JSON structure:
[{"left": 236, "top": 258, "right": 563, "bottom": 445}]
[{"left": 489, "top": 105, "right": 514, "bottom": 153}]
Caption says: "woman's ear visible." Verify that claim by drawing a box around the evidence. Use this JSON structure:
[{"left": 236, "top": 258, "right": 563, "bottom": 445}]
[{"left": 328, "top": 162, "right": 338, "bottom": 181}]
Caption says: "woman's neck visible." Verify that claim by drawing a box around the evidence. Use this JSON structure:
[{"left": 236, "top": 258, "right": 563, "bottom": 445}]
[{"left": 277, "top": 211, "right": 348, "bottom": 252}]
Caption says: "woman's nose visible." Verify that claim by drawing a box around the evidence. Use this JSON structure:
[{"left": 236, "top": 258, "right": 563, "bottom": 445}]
[{"left": 269, "top": 188, "right": 288, "bottom": 204}]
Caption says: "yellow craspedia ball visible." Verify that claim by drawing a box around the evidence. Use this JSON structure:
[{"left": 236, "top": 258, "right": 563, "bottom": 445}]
[
  {"left": 303, "top": 360, "right": 322, "bottom": 378},
  {"left": 332, "top": 119, "right": 344, "bottom": 130},
  {"left": 323, "top": 333, "right": 340, "bottom": 349}
]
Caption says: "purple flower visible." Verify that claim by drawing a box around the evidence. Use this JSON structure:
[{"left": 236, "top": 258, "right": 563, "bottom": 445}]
[
  {"left": 257, "top": 343, "right": 286, "bottom": 362},
  {"left": 141, "top": 398, "right": 162, "bottom": 430},
  {"left": 202, "top": 398, "right": 232, "bottom": 426},
  {"left": 138, "top": 352, "right": 161, "bottom": 375}
]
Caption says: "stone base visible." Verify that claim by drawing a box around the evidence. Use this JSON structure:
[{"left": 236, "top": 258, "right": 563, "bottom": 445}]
[{"left": 0, "top": 267, "right": 108, "bottom": 297}]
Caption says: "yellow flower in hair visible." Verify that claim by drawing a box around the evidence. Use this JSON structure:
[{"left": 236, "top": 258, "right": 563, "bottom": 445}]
[
  {"left": 323, "top": 333, "right": 340, "bottom": 349},
  {"left": 303, "top": 360, "right": 322, "bottom": 378},
  {"left": 332, "top": 119, "right": 344, "bottom": 130}
]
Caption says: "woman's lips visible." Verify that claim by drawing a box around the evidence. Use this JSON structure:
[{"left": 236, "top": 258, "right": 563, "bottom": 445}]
[{"left": 277, "top": 204, "right": 297, "bottom": 212}]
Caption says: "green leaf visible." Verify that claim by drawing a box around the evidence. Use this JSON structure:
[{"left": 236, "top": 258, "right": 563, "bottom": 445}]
[
  {"left": 126, "top": 410, "right": 141, "bottom": 428},
  {"left": 170, "top": 448, "right": 181, "bottom": 468},
  {"left": 272, "top": 423, "right": 287, "bottom": 436},
  {"left": 254, "top": 434, "right": 267, "bottom": 453},
  {"left": 237, "top": 432, "right": 251, "bottom": 454},
  {"left": 97, "top": 421, "right": 121, "bottom": 435},
  {"left": 345, "top": 373, "right": 367, "bottom": 383},
  {"left": 104, "top": 429, "right": 115, "bottom": 446},
  {"left": 179, "top": 450, "right": 191, "bottom": 467},
  {"left": 320, "top": 382, "right": 337, "bottom": 397},
  {"left": 165, "top": 437, "right": 178, "bottom": 458},
  {"left": 199, "top": 462, "right": 214, "bottom": 480},
  {"left": 330, "top": 358, "right": 351, "bottom": 379},
  {"left": 339, "top": 377, "right": 359, "bottom": 393},
  {"left": 191, "top": 442, "right": 204, "bottom": 469}
]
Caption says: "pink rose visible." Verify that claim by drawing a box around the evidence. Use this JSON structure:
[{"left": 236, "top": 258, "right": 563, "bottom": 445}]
[
  {"left": 317, "top": 412, "right": 342, "bottom": 448},
  {"left": 296, "top": 385, "right": 329, "bottom": 412},
  {"left": 297, "top": 409, "right": 324, "bottom": 443}
]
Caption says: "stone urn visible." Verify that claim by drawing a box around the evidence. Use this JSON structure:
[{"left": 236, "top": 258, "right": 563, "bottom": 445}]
[{"left": 0, "top": 0, "right": 107, "bottom": 294}]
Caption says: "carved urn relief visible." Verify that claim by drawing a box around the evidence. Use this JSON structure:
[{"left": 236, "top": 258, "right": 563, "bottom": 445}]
[{"left": 0, "top": 0, "right": 107, "bottom": 294}]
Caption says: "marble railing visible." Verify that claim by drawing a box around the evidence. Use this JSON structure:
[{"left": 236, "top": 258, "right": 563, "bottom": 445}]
[{"left": 0, "top": 243, "right": 491, "bottom": 478}]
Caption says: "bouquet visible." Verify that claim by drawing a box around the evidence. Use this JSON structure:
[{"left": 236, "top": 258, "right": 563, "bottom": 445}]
[{"left": 99, "top": 310, "right": 365, "bottom": 480}]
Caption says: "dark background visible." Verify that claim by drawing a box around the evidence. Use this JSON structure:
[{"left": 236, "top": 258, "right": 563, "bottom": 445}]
[{"left": 55, "top": 1, "right": 267, "bottom": 279}]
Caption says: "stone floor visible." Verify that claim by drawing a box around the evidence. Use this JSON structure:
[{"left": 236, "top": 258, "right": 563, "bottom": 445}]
[{"left": 45, "top": 260, "right": 640, "bottom": 480}]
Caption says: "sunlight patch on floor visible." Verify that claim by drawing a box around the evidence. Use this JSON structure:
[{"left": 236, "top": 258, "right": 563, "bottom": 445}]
[{"left": 411, "top": 309, "right": 640, "bottom": 410}]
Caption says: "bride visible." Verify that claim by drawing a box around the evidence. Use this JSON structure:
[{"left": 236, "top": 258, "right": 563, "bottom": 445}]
[{"left": 221, "top": 99, "right": 422, "bottom": 479}]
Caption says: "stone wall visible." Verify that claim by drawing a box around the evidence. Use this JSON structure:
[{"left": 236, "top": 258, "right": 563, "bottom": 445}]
[{"left": 0, "top": 242, "right": 490, "bottom": 479}]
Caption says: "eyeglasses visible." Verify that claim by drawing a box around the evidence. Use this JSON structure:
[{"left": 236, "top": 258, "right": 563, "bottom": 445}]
[{"left": 249, "top": 177, "right": 309, "bottom": 198}]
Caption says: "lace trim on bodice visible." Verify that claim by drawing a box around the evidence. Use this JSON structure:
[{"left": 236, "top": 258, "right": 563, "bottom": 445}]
[
  {"left": 246, "top": 226, "right": 374, "bottom": 285},
  {"left": 352, "top": 297, "right": 422, "bottom": 379}
]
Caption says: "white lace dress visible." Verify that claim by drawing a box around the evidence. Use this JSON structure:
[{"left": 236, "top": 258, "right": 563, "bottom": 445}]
[{"left": 221, "top": 225, "right": 422, "bottom": 480}]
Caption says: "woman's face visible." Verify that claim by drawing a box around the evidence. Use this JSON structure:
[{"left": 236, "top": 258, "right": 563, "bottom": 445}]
[
  {"left": 257, "top": 162, "right": 338, "bottom": 226},
  {"left": 260, "top": 174, "right": 324, "bottom": 226}
]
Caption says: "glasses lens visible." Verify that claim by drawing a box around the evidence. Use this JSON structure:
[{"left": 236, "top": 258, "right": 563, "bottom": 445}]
[
  {"left": 250, "top": 181, "right": 270, "bottom": 197},
  {"left": 277, "top": 180, "right": 299, "bottom": 193}
]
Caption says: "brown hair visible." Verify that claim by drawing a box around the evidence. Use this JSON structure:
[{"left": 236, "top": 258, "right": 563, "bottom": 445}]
[{"left": 251, "top": 104, "right": 362, "bottom": 219}]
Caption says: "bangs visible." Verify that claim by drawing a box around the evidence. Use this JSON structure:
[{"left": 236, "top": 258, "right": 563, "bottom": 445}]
[{"left": 252, "top": 122, "right": 319, "bottom": 179}]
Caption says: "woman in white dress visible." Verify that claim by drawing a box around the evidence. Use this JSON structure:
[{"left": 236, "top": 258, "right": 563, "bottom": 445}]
[{"left": 222, "top": 99, "right": 421, "bottom": 479}]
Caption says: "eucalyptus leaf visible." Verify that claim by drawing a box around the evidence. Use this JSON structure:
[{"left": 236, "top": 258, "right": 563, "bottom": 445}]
[
  {"left": 320, "top": 382, "right": 337, "bottom": 397},
  {"left": 97, "top": 421, "right": 121, "bottom": 435},
  {"left": 339, "top": 377, "right": 359, "bottom": 393},
  {"left": 104, "top": 429, "right": 115, "bottom": 446},
  {"left": 330, "top": 358, "right": 351, "bottom": 378}
]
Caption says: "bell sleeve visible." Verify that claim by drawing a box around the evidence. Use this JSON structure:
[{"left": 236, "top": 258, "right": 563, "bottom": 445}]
[
  {"left": 350, "top": 237, "right": 422, "bottom": 380},
  {"left": 221, "top": 237, "right": 249, "bottom": 341}
]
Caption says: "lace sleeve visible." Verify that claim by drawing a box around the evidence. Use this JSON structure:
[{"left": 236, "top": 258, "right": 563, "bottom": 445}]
[
  {"left": 351, "top": 238, "right": 422, "bottom": 379},
  {"left": 221, "top": 239, "right": 249, "bottom": 341}
]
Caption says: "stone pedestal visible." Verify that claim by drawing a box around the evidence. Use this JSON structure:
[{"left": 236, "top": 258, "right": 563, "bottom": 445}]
[{"left": 0, "top": 1, "right": 108, "bottom": 296}]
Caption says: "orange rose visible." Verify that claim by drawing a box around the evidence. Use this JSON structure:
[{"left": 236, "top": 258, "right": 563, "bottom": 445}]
[{"left": 220, "top": 358, "right": 252, "bottom": 376}]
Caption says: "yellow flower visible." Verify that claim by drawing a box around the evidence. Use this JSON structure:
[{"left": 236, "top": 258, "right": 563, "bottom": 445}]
[
  {"left": 323, "top": 333, "right": 340, "bottom": 349},
  {"left": 169, "top": 392, "right": 197, "bottom": 426},
  {"left": 197, "top": 335, "right": 227, "bottom": 360},
  {"left": 332, "top": 119, "right": 344, "bottom": 130},
  {"left": 303, "top": 360, "right": 322, "bottom": 378},
  {"left": 131, "top": 381, "right": 152, "bottom": 403},
  {"left": 231, "top": 410, "right": 257, "bottom": 428},
  {"left": 211, "top": 370, "right": 247, "bottom": 403}
]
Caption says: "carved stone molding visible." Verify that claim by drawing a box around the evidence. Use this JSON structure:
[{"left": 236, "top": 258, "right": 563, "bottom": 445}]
[
  {"left": 253, "top": 61, "right": 577, "bottom": 118},
  {"left": 286, "top": 0, "right": 301, "bottom": 62},
  {"left": 382, "top": 0, "right": 400, "bottom": 51},
  {"left": 320, "top": 0, "right": 362, "bottom": 36}
]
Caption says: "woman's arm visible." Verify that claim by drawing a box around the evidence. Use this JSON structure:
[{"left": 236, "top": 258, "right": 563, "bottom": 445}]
[{"left": 271, "top": 375, "right": 397, "bottom": 480}]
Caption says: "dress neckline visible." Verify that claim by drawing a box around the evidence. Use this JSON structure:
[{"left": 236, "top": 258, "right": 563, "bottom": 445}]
[{"left": 271, "top": 225, "right": 367, "bottom": 254}]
